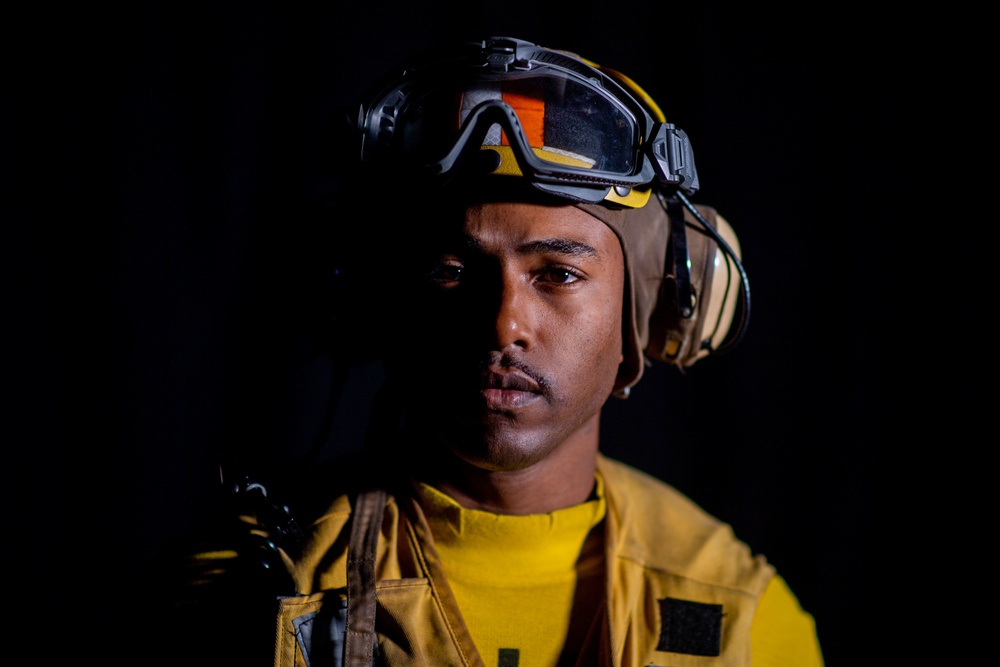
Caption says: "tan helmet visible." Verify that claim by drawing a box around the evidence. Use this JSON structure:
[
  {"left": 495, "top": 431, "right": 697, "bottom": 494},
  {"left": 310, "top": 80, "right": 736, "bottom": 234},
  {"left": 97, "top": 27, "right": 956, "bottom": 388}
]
[{"left": 339, "top": 36, "right": 749, "bottom": 390}]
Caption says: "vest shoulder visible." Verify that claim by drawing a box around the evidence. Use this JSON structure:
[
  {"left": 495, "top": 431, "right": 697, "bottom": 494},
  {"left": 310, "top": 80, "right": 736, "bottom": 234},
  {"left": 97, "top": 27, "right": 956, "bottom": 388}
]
[{"left": 597, "top": 455, "right": 774, "bottom": 595}]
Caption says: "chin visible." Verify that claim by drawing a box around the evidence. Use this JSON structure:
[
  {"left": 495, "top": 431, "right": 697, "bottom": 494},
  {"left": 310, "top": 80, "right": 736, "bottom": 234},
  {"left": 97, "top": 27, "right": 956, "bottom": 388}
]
[{"left": 446, "top": 424, "right": 558, "bottom": 472}]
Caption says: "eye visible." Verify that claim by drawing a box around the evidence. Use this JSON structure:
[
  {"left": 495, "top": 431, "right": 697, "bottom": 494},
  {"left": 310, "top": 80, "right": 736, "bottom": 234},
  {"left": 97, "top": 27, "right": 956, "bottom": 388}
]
[
  {"left": 538, "top": 266, "right": 583, "bottom": 285},
  {"left": 426, "top": 260, "right": 463, "bottom": 285}
]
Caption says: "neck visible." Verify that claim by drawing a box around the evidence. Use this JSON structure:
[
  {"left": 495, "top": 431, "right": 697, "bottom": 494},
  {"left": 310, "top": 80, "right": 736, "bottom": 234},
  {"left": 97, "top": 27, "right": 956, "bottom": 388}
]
[{"left": 414, "top": 413, "right": 602, "bottom": 515}]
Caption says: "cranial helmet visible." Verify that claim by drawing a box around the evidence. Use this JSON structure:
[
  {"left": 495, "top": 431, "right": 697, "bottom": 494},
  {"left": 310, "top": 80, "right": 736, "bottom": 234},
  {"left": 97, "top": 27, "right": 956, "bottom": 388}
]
[{"left": 342, "top": 36, "right": 749, "bottom": 393}]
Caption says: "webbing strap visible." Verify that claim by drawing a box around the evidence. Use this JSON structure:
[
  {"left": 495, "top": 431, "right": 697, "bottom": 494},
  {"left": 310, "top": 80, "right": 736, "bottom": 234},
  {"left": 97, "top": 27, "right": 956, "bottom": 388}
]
[
  {"left": 666, "top": 194, "right": 694, "bottom": 319},
  {"left": 344, "top": 488, "right": 387, "bottom": 667}
]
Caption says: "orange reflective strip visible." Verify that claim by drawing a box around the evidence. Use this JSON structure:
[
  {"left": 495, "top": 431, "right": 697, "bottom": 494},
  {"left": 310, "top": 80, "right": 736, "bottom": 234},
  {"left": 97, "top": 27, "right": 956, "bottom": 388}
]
[{"left": 500, "top": 91, "right": 544, "bottom": 147}]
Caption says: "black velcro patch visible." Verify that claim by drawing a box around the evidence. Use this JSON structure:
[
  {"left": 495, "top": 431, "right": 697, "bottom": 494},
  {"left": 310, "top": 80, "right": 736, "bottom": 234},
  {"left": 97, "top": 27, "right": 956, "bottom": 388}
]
[
  {"left": 656, "top": 597, "right": 723, "bottom": 656},
  {"left": 498, "top": 648, "right": 520, "bottom": 667}
]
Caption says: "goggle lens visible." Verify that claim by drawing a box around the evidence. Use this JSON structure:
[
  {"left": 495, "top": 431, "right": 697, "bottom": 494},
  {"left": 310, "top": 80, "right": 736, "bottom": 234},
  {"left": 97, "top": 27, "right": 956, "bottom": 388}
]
[{"left": 370, "top": 73, "right": 641, "bottom": 179}]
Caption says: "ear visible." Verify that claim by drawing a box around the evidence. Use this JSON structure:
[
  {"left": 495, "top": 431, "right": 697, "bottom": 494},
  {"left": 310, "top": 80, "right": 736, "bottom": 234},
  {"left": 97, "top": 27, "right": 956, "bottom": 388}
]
[{"left": 611, "top": 357, "right": 633, "bottom": 399}]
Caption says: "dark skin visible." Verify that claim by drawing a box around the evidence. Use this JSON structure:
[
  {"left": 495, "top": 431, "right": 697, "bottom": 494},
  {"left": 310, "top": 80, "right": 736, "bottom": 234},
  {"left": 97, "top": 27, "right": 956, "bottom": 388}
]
[{"left": 393, "top": 201, "right": 626, "bottom": 515}]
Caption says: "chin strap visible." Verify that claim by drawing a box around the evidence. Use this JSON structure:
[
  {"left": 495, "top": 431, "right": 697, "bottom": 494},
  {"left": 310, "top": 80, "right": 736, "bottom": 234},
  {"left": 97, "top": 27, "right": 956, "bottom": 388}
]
[{"left": 663, "top": 193, "right": 695, "bottom": 320}]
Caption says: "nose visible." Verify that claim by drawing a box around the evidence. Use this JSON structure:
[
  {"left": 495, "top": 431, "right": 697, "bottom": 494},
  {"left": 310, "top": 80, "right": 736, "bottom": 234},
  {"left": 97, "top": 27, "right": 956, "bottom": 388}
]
[{"left": 493, "top": 272, "right": 533, "bottom": 350}]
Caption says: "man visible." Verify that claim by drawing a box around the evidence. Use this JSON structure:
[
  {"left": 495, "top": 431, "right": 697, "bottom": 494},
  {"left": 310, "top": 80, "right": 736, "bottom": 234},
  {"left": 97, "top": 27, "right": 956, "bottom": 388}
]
[{"left": 158, "top": 36, "right": 823, "bottom": 666}]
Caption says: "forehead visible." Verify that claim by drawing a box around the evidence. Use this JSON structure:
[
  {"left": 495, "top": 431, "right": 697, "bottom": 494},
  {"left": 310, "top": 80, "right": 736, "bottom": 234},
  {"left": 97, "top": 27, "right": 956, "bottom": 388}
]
[{"left": 457, "top": 201, "right": 623, "bottom": 259}]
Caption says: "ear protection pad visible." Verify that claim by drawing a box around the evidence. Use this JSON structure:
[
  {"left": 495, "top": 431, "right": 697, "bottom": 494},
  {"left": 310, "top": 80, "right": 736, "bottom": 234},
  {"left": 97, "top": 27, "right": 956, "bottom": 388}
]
[{"left": 647, "top": 203, "right": 745, "bottom": 368}]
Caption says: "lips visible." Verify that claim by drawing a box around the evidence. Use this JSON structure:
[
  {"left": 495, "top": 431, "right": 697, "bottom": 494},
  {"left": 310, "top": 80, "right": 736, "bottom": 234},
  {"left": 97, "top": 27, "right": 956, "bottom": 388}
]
[
  {"left": 484, "top": 369, "right": 540, "bottom": 392},
  {"left": 480, "top": 368, "right": 542, "bottom": 409}
]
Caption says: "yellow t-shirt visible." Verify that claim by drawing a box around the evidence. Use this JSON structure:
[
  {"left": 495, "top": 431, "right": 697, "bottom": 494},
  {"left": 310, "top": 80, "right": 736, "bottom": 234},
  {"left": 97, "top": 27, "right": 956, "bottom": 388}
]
[
  {"left": 418, "top": 481, "right": 604, "bottom": 666},
  {"left": 751, "top": 574, "right": 824, "bottom": 667}
]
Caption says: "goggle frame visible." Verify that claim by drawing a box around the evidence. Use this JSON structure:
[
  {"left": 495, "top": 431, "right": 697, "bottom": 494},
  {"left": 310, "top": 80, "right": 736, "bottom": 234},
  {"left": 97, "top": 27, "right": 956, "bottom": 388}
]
[{"left": 357, "top": 37, "right": 699, "bottom": 201}]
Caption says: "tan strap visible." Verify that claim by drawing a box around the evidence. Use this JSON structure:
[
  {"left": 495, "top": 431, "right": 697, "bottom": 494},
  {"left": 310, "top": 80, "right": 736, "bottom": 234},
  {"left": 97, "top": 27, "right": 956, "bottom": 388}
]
[{"left": 344, "top": 488, "right": 387, "bottom": 667}]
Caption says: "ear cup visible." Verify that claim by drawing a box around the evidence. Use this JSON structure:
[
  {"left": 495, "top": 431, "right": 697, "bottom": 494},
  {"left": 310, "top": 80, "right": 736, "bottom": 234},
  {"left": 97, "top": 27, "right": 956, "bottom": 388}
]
[
  {"left": 646, "top": 204, "right": 745, "bottom": 367},
  {"left": 699, "top": 213, "right": 743, "bottom": 354}
]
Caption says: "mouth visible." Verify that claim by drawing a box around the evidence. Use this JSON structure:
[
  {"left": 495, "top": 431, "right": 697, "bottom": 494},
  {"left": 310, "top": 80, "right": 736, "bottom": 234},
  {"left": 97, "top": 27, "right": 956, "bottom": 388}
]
[{"left": 480, "top": 368, "right": 543, "bottom": 409}]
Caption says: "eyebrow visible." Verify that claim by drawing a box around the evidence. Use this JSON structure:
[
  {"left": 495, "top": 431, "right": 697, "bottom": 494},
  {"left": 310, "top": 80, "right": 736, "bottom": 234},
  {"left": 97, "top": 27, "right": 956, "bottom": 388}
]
[
  {"left": 519, "top": 238, "right": 599, "bottom": 258},
  {"left": 460, "top": 236, "right": 599, "bottom": 258}
]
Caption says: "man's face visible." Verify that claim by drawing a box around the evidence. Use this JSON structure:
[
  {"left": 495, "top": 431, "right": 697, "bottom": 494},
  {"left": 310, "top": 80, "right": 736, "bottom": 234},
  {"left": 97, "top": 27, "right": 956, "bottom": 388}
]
[{"left": 397, "top": 200, "right": 625, "bottom": 472}]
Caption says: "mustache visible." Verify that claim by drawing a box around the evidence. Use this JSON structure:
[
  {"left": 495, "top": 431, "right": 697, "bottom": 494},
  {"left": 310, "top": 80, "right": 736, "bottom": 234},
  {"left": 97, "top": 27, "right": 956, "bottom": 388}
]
[{"left": 477, "top": 352, "right": 551, "bottom": 393}]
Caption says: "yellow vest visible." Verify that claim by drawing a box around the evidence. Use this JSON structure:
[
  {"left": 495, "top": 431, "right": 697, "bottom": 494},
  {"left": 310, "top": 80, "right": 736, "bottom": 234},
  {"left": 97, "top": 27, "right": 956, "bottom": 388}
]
[{"left": 272, "top": 455, "right": 820, "bottom": 666}]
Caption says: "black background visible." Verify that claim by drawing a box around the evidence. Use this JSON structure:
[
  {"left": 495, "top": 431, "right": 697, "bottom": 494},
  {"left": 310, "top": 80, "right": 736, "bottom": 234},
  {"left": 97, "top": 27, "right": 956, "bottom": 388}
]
[{"left": 3, "top": 2, "right": 982, "bottom": 664}]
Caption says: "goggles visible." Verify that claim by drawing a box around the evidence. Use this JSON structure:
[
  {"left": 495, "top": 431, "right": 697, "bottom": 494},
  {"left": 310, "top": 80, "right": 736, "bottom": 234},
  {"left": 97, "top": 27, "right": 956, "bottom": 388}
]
[{"left": 356, "top": 37, "right": 699, "bottom": 207}]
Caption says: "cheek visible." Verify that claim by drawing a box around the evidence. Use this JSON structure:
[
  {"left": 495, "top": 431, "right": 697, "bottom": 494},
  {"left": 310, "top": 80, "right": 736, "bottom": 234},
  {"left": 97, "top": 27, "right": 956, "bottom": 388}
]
[
  {"left": 601, "top": 281, "right": 626, "bottom": 380},
  {"left": 561, "top": 291, "right": 624, "bottom": 386},
  {"left": 597, "top": 300, "right": 625, "bottom": 373},
  {"left": 602, "top": 275, "right": 625, "bottom": 355}
]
